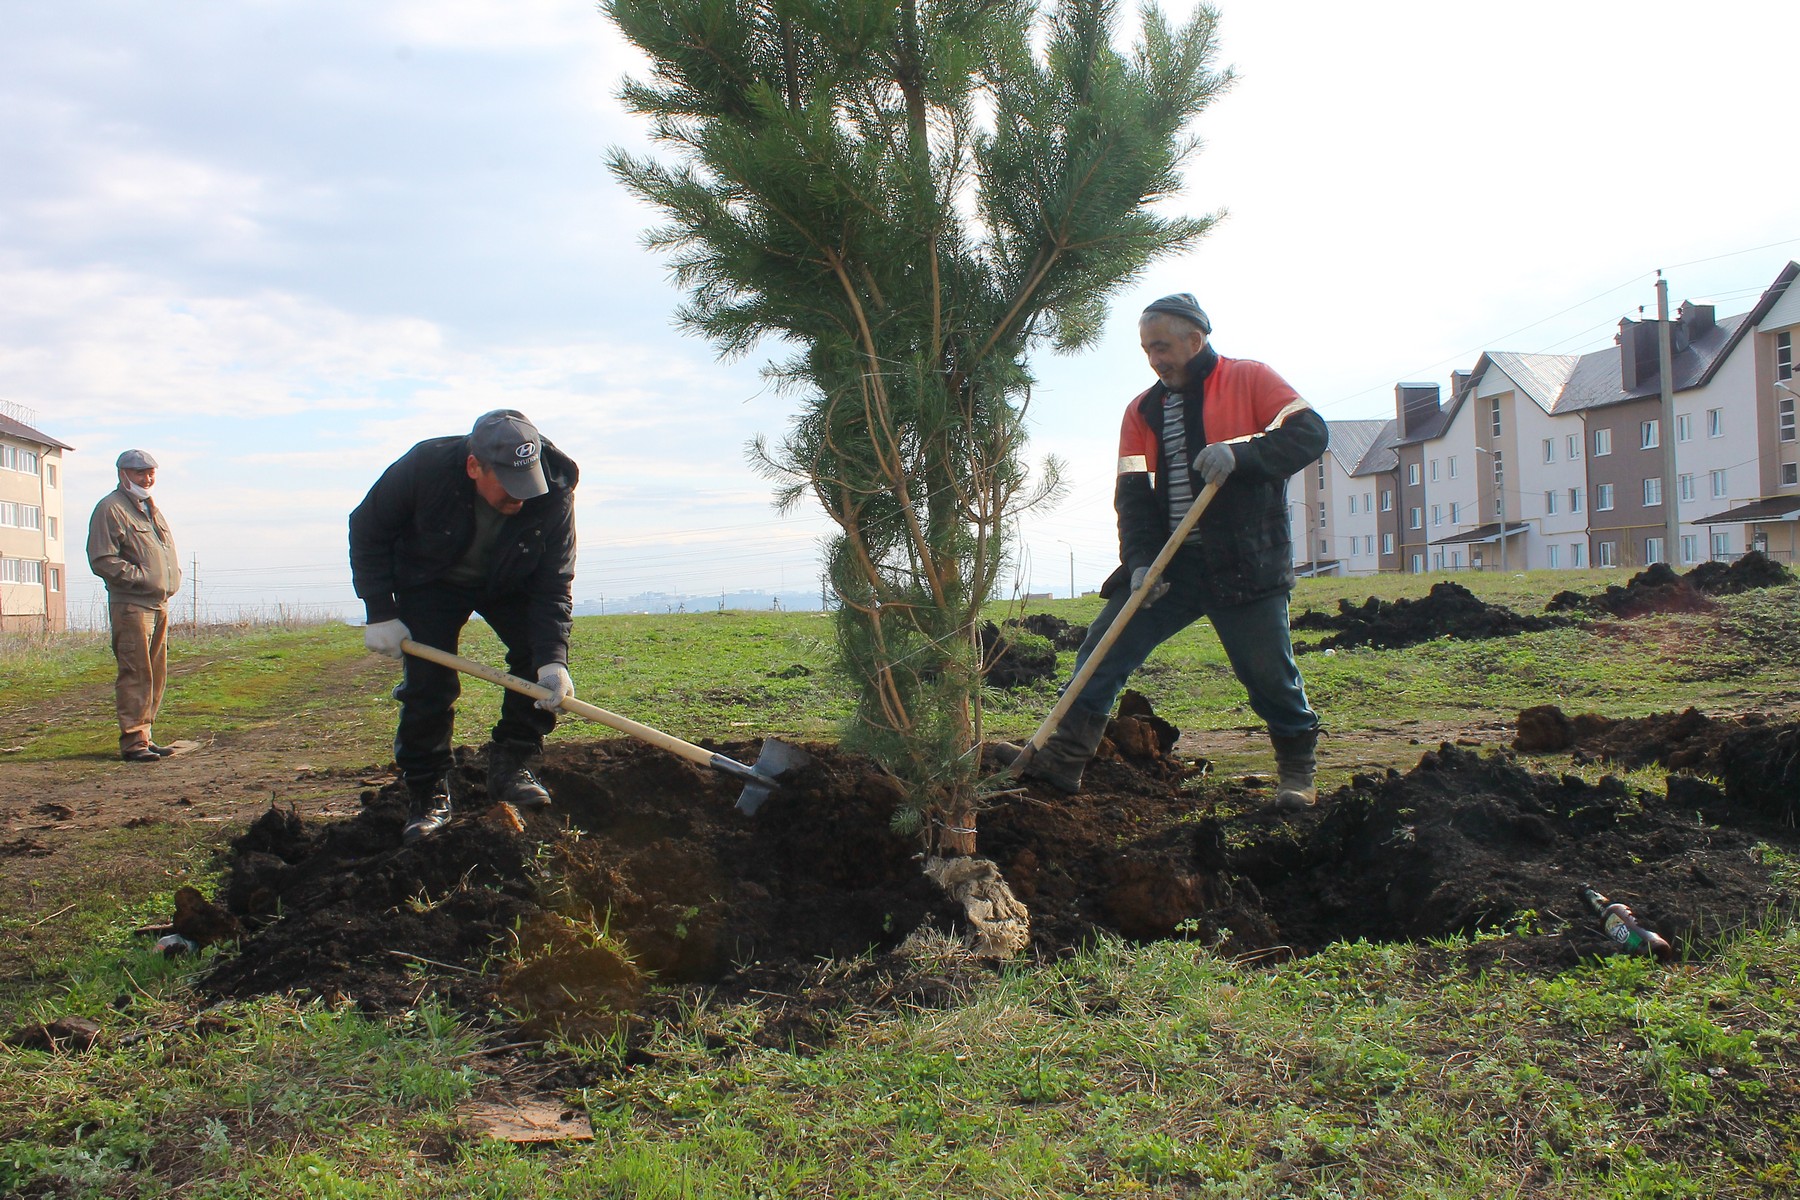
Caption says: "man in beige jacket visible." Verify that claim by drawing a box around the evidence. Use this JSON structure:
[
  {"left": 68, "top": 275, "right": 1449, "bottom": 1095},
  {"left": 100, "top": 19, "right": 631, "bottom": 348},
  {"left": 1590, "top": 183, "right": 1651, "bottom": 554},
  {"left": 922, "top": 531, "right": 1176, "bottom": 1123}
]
[{"left": 87, "top": 450, "right": 183, "bottom": 762}]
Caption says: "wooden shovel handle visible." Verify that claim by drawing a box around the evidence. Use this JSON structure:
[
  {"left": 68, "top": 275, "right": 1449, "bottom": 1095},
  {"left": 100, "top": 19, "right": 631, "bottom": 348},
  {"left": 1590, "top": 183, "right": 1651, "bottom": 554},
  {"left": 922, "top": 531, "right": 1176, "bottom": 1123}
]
[
  {"left": 399, "top": 639, "right": 720, "bottom": 771},
  {"left": 1016, "top": 481, "right": 1220, "bottom": 763}
]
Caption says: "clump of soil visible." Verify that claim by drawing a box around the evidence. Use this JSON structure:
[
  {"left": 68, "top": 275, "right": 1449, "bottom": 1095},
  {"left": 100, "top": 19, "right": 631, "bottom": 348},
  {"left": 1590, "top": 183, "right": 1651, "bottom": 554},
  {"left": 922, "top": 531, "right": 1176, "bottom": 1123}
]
[
  {"left": 978, "top": 621, "right": 1058, "bottom": 688},
  {"left": 205, "top": 703, "right": 1800, "bottom": 1048},
  {"left": 1514, "top": 704, "right": 1800, "bottom": 823},
  {"left": 1292, "top": 581, "right": 1570, "bottom": 652},
  {"left": 1546, "top": 552, "right": 1792, "bottom": 618},
  {"left": 1004, "top": 613, "right": 1089, "bottom": 651}
]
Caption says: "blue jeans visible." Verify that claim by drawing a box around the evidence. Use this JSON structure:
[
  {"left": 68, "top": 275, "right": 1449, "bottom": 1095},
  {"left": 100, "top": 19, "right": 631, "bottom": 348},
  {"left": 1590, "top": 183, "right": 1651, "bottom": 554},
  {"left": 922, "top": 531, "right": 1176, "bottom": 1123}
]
[{"left": 1065, "top": 586, "right": 1317, "bottom": 737}]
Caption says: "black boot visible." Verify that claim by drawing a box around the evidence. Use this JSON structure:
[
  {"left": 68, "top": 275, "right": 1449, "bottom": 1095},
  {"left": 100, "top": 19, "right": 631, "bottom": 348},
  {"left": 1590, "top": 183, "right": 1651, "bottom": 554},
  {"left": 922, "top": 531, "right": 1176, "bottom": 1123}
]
[
  {"left": 487, "top": 741, "right": 551, "bottom": 808},
  {"left": 403, "top": 776, "right": 453, "bottom": 843},
  {"left": 996, "top": 707, "right": 1112, "bottom": 794},
  {"left": 1269, "top": 728, "right": 1320, "bottom": 811}
]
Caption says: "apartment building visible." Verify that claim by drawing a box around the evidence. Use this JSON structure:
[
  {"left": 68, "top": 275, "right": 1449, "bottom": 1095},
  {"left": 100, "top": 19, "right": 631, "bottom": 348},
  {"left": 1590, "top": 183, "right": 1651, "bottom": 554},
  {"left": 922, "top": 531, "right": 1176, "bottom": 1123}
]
[
  {"left": 0, "top": 405, "right": 74, "bottom": 631},
  {"left": 1299, "top": 261, "right": 1800, "bottom": 573}
]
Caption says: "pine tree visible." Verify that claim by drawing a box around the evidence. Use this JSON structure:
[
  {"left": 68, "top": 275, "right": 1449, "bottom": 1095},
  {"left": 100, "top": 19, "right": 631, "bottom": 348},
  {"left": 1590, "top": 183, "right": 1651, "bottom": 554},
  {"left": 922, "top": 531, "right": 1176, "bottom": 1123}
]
[{"left": 608, "top": 0, "right": 1231, "bottom": 858}]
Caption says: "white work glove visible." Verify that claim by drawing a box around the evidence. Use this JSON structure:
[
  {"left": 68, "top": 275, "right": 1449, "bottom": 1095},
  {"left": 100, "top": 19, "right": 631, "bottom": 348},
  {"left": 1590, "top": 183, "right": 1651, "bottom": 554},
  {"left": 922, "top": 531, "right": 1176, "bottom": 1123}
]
[
  {"left": 1130, "top": 566, "right": 1171, "bottom": 609},
  {"left": 1192, "top": 442, "right": 1238, "bottom": 487},
  {"left": 363, "top": 618, "right": 410, "bottom": 659},
  {"left": 535, "top": 663, "right": 574, "bottom": 711}
]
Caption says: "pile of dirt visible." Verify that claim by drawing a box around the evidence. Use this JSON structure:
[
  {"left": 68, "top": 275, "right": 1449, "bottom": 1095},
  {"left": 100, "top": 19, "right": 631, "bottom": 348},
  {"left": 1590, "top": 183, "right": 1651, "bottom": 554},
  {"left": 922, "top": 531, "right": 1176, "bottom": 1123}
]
[
  {"left": 1004, "top": 612, "right": 1089, "bottom": 651},
  {"left": 1292, "top": 581, "right": 1570, "bottom": 652},
  {"left": 1514, "top": 704, "right": 1800, "bottom": 822},
  {"left": 978, "top": 621, "right": 1058, "bottom": 688},
  {"left": 203, "top": 704, "right": 1800, "bottom": 1048},
  {"left": 1546, "top": 552, "right": 1792, "bottom": 618}
]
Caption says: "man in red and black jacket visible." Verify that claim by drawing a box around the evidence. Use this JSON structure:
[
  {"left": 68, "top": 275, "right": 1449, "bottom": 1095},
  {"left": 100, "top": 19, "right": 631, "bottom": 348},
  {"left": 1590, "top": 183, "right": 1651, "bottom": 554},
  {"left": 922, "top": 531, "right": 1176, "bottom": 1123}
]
[
  {"left": 1019, "top": 294, "right": 1328, "bottom": 805},
  {"left": 350, "top": 410, "right": 579, "bottom": 842}
]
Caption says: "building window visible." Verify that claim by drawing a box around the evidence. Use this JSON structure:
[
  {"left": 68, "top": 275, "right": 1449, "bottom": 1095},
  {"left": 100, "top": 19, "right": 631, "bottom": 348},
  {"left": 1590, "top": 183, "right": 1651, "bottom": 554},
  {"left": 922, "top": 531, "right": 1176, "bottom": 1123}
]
[
  {"left": 1431, "top": 504, "right": 1442, "bottom": 526},
  {"left": 1316, "top": 462, "right": 1325, "bottom": 488},
  {"left": 0, "top": 502, "right": 42, "bottom": 530},
  {"left": 1678, "top": 473, "right": 1695, "bottom": 501},
  {"left": 1348, "top": 494, "right": 1357, "bottom": 514},
  {"left": 1545, "top": 490, "right": 1558, "bottom": 515},
  {"left": 1448, "top": 456, "right": 1459, "bottom": 478},
  {"left": 1571, "top": 542, "right": 1586, "bottom": 568},
  {"left": 1318, "top": 538, "right": 1328, "bottom": 556},
  {"left": 1381, "top": 490, "right": 1393, "bottom": 512},
  {"left": 1593, "top": 428, "right": 1612, "bottom": 456},
  {"left": 1570, "top": 487, "right": 1583, "bottom": 514},
  {"left": 1450, "top": 501, "right": 1460, "bottom": 523},
  {"left": 1645, "top": 536, "right": 1664, "bottom": 565},
  {"left": 49, "top": 566, "right": 60, "bottom": 592},
  {"left": 1785, "top": 462, "right": 1799, "bottom": 487},
  {"left": 1643, "top": 477, "right": 1662, "bottom": 506},
  {"left": 1409, "top": 506, "right": 1423, "bottom": 529},
  {"left": 1542, "top": 438, "right": 1554, "bottom": 464},
  {"left": 1640, "top": 420, "right": 1659, "bottom": 449},
  {"left": 1364, "top": 492, "right": 1373, "bottom": 511},
  {"left": 1490, "top": 398, "right": 1502, "bottom": 437},
  {"left": 1712, "top": 531, "right": 1731, "bottom": 558},
  {"left": 1382, "top": 532, "right": 1394, "bottom": 555},
  {"left": 0, "top": 558, "right": 42, "bottom": 584},
  {"left": 1597, "top": 541, "right": 1616, "bottom": 567},
  {"left": 1708, "top": 408, "right": 1723, "bottom": 438},
  {"left": 1318, "top": 502, "right": 1326, "bottom": 526},
  {"left": 1711, "top": 469, "right": 1728, "bottom": 499},
  {"left": 1408, "top": 463, "right": 1421, "bottom": 486},
  {"left": 1431, "top": 550, "right": 1444, "bottom": 570},
  {"left": 47, "top": 463, "right": 57, "bottom": 487},
  {"left": 1680, "top": 534, "right": 1699, "bottom": 564},
  {"left": 1676, "top": 413, "right": 1692, "bottom": 442},
  {"left": 47, "top": 516, "right": 57, "bottom": 541},
  {"left": 0, "top": 446, "right": 39, "bottom": 474},
  {"left": 1597, "top": 483, "right": 1615, "bottom": 511},
  {"left": 1779, "top": 331, "right": 1793, "bottom": 380},
  {"left": 1780, "top": 394, "right": 1795, "bottom": 443},
  {"left": 1410, "top": 553, "right": 1424, "bottom": 574},
  {"left": 1546, "top": 544, "right": 1560, "bottom": 568},
  {"left": 1429, "top": 459, "right": 1439, "bottom": 482},
  {"left": 1364, "top": 535, "right": 1374, "bottom": 554},
  {"left": 1567, "top": 434, "right": 1581, "bottom": 460}
]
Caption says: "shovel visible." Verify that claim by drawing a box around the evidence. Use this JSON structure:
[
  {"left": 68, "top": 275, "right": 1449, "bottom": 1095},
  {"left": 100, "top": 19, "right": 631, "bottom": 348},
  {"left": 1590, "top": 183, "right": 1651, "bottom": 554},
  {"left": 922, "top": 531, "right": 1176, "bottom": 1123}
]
[
  {"left": 400, "top": 640, "right": 810, "bottom": 814},
  {"left": 1008, "top": 481, "right": 1220, "bottom": 777}
]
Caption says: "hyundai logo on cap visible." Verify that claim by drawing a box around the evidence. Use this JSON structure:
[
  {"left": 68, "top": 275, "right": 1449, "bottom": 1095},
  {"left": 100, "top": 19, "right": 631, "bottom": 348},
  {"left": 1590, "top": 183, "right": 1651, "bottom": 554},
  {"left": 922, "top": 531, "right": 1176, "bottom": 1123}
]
[{"left": 470, "top": 409, "right": 550, "bottom": 499}]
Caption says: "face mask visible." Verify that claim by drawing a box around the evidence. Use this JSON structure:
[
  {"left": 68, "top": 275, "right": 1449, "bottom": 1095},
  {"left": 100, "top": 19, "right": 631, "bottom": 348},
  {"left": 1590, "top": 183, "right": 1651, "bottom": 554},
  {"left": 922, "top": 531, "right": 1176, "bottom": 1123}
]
[{"left": 123, "top": 479, "right": 152, "bottom": 500}]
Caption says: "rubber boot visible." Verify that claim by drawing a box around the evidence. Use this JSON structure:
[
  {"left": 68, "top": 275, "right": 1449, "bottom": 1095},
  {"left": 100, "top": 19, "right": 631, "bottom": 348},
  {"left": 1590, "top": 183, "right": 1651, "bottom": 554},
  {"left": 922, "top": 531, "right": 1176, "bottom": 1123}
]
[
  {"left": 487, "top": 741, "right": 552, "bottom": 808},
  {"left": 403, "top": 776, "right": 453, "bottom": 844},
  {"left": 998, "top": 707, "right": 1112, "bottom": 794},
  {"left": 1270, "top": 728, "right": 1319, "bottom": 811}
]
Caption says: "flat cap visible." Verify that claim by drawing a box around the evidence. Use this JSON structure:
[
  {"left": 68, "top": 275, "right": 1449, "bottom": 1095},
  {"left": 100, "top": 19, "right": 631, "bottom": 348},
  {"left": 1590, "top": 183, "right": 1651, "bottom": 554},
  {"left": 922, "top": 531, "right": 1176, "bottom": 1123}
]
[{"left": 116, "top": 449, "right": 158, "bottom": 471}]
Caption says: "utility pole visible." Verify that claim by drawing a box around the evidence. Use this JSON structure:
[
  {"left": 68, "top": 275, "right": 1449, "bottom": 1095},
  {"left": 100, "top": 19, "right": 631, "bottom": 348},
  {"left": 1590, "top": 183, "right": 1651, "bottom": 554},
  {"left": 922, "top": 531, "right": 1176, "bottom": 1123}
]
[
  {"left": 1656, "top": 271, "right": 1681, "bottom": 565},
  {"left": 1056, "top": 539, "right": 1075, "bottom": 600},
  {"left": 190, "top": 554, "right": 199, "bottom": 629}
]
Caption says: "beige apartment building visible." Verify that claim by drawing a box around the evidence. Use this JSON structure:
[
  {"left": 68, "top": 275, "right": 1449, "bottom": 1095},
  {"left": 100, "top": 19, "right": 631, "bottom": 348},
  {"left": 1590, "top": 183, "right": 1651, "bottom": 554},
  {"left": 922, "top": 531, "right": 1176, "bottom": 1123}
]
[{"left": 0, "top": 405, "right": 73, "bottom": 632}]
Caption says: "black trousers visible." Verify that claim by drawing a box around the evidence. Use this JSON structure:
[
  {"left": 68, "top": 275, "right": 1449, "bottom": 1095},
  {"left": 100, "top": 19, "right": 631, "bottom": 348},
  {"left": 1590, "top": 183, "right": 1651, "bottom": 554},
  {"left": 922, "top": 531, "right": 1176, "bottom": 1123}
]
[{"left": 393, "top": 584, "right": 555, "bottom": 785}]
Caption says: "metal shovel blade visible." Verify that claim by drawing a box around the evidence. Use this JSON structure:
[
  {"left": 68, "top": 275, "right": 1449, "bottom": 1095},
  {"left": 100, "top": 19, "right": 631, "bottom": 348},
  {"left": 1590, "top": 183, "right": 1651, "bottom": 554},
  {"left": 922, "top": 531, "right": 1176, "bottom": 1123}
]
[{"left": 734, "top": 737, "right": 812, "bottom": 815}]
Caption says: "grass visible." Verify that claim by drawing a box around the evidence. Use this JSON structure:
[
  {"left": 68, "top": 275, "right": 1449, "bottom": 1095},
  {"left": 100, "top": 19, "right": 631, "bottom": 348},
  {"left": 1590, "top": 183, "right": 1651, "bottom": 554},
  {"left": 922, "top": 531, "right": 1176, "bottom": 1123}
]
[{"left": 3, "top": 569, "right": 1799, "bottom": 1197}]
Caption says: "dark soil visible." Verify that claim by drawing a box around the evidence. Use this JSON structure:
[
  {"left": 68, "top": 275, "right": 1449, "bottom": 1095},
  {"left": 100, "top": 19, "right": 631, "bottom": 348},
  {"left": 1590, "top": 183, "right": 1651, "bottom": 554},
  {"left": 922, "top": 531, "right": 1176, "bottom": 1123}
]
[
  {"left": 1292, "top": 581, "right": 1570, "bottom": 652},
  {"left": 978, "top": 620, "right": 1058, "bottom": 688},
  {"left": 1546, "top": 551, "right": 1792, "bottom": 618},
  {"left": 1004, "top": 612, "right": 1089, "bottom": 651},
  {"left": 202, "top": 698, "right": 1800, "bottom": 1051},
  {"left": 1296, "top": 553, "right": 1792, "bottom": 652}
]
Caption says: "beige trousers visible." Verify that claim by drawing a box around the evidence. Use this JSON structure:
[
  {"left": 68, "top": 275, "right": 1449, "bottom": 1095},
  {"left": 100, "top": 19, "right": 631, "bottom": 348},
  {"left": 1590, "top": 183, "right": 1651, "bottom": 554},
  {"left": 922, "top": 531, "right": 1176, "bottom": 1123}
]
[{"left": 109, "top": 599, "right": 170, "bottom": 753}]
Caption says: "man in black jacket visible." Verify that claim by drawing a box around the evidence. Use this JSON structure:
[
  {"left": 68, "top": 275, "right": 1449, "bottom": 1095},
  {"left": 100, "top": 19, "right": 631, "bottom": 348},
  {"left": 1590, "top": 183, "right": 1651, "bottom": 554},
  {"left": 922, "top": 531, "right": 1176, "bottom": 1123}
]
[
  {"left": 350, "top": 410, "right": 579, "bottom": 842},
  {"left": 1008, "top": 294, "right": 1328, "bottom": 805}
]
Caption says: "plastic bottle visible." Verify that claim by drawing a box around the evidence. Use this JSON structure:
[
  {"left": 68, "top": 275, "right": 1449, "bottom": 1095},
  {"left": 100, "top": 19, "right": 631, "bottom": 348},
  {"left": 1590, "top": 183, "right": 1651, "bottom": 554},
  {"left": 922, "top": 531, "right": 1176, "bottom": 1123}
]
[{"left": 1579, "top": 884, "right": 1674, "bottom": 963}]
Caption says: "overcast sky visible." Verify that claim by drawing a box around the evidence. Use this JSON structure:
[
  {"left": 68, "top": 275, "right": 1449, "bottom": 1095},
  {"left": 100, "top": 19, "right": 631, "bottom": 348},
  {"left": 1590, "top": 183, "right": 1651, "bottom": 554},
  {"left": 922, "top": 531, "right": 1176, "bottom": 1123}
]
[{"left": 7, "top": 0, "right": 1797, "bottom": 623}]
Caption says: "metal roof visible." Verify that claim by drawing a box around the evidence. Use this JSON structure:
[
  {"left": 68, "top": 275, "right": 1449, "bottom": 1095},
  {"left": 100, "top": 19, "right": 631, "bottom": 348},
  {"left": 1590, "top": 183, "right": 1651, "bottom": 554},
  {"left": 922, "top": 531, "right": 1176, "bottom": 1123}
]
[
  {"left": 1429, "top": 521, "right": 1530, "bottom": 546},
  {"left": 1483, "top": 352, "right": 1581, "bottom": 413},
  {"left": 1348, "top": 417, "right": 1402, "bottom": 476},
  {"left": 1694, "top": 497, "right": 1800, "bottom": 524},
  {"left": 1325, "top": 419, "right": 1387, "bottom": 474},
  {"left": 0, "top": 413, "right": 73, "bottom": 451}
]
